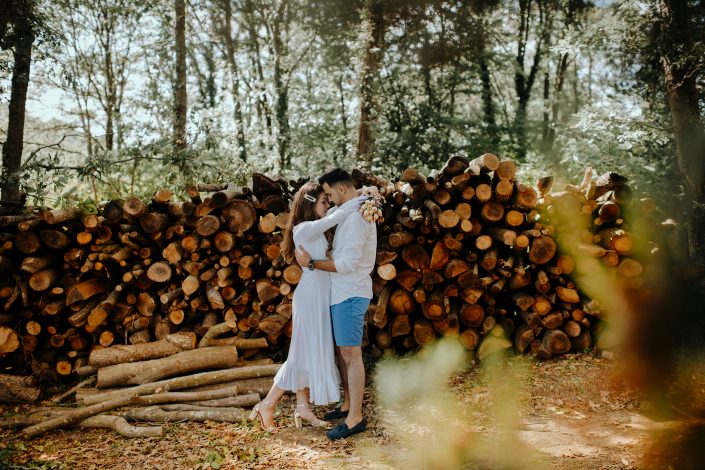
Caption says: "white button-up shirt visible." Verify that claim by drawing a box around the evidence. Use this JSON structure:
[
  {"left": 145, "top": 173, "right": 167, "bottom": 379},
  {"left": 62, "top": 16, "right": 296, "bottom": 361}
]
[{"left": 330, "top": 197, "right": 377, "bottom": 306}]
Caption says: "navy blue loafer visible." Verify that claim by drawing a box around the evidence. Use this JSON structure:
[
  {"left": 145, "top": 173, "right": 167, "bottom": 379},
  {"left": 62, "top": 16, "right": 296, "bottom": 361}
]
[
  {"left": 323, "top": 406, "right": 349, "bottom": 421},
  {"left": 326, "top": 419, "right": 367, "bottom": 440}
]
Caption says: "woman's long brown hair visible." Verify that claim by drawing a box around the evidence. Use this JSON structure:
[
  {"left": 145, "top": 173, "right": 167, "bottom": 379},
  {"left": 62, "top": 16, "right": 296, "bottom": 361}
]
[{"left": 281, "top": 181, "right": 325, "bottom": 264}]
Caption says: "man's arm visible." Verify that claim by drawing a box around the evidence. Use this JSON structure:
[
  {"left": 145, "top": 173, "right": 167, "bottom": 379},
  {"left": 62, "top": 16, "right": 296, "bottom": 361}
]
[
  {"left": 294, "top": 246, "right": 337, "bottom": 272},
  {"left": 294, "top": 198, "right": 362, "bottom": 243},
  {"left": 314, "top": 259, "right": 337, "bottom": 272},
  {"left": 294, "top": 216, "right": 368, "bottom": 273}
]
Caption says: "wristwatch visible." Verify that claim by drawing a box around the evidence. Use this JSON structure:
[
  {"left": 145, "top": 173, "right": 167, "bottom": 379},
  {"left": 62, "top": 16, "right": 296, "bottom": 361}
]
[{"left": 307, "top": 259, "right": 315, "bottom": 271}]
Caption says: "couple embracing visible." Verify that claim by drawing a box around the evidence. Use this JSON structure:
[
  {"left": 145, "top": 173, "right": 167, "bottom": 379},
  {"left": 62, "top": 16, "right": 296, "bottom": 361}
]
[{"left": 248, "top": 168, "right": 377, "bottom": 440}]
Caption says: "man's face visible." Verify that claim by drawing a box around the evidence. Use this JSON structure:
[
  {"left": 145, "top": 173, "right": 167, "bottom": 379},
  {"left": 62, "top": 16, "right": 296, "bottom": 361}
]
[{"left": 322, "top": 182, "right": 343, "bottom": 207}]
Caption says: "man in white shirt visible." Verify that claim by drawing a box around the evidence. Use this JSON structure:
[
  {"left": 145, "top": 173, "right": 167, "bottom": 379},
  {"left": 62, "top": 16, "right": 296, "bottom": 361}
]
[{"left": 295, "top": 168, "right": 377, "bottom": 440}]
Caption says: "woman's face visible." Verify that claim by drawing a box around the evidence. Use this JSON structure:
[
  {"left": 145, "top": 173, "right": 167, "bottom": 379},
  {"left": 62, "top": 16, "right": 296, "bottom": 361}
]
[{"left": 314, "top": 193, "right": 330, "bottom": 219}]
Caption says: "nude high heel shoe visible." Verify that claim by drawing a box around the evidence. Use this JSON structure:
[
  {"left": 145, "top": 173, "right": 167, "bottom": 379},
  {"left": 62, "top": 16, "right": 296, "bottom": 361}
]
[
  {"left": 249, "top": 401, "right": 277, "bottom": 433},
  {"left": 294, "top": 405, "right": 330, "bottom": 429}
]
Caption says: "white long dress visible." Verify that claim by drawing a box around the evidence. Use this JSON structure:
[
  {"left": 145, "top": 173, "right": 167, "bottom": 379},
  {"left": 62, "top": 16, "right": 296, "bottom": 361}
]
[{"left": 272, "top": 198, "right": 361, "bottom": 405}]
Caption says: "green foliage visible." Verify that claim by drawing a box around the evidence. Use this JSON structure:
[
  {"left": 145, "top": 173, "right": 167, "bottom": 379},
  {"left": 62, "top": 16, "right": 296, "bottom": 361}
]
[
  {"left": 16, "top": 140, "right": 252, "bottom": 207},
  {"left": 615, "top": 0, "right": 705, "bottom": 104},
  {"left": 201, "top": 450, "right": 224, "bottom": 469},
  {"left": 3, "top": 0, "right": 701, "bottom": 204}
]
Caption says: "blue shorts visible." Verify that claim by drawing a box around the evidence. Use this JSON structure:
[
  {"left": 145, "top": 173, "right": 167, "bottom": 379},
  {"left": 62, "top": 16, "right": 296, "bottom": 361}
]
[{"left": 330, "top": 297, "right": 370, "bottom": 347}]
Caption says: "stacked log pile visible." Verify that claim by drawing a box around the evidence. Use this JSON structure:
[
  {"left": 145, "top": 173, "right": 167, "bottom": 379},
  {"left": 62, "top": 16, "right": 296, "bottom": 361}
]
[
  {"left": 0, "top": 156, "right": 655, "bottom": 392},
  {"left": 0, "top": 175, "right": 298, "bottom": 387},
  {"left": 537, "top": 168, "right": 653, "bottom": 287},
  {"left": 356, "top": 155, "right": 604, "bottom": 361},
  {"left": 534, "top": 168, "right": 658, "bottom": 345}
]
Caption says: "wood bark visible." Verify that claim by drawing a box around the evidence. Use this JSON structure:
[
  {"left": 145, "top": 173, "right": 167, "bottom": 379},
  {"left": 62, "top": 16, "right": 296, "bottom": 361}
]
[
  {"left": 23, "top": 393, "right": 139, "bottom": 437},
  {"left": 173, "top": 0, "right": 187, "bottom": 149},
  {"left": 356, "top": 0, "right": 385, "bottom": 168},
  {"left": 1, "top": 0, "right": 34, "bottom": 204},
  {"left": 89, "top": 333, "right": 196, "bottom": 368},
  {"left": 0, "top": 374, "right": 40, "bottom": 404},
  {"left": 119, "top": 406, "right": 248, "bottom": 423},
  {"left": 97, "top": 346, "right": 238, "bottom": 388},
  {"left": 83, "top": 364, "right": 280, "bottom": 405}
]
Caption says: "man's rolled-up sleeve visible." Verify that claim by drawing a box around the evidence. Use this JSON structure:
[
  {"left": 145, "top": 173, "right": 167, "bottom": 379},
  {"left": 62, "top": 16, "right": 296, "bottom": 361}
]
[{"left": 334, "top": 216, "right": 369, "bottom": 274}]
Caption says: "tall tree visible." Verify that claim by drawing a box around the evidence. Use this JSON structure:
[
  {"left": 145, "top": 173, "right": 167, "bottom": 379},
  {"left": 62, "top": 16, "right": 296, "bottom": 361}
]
[
  {"left": 657, "top": 0, "right": 705, "bottom": 267},
  {"left": 540, "top": 0, "right": 587, "bottom": 167},
  {"left": 467, "top": 0, "right": 500, "bottom": 147},
  {"left": 0, "top": 0, "right": 36, "bottom": 205},
  {"left": 271, "top": 0, "right": 291, "bottom": 171},
  {"left": 357, "top": 0, "right": 385, "bottom": 169},
  {"left": 242, "top": 0, "right": 273, "bottom": 150},
  {"left": 220, "top": 0, "right": 247, "bottom": 161},
  {"left": 54, "top": 0, "right": 146, "bottom": 155},
  {"left": 174, "top": 0, "right": 187, "bottom": 150},
  {"left": 513, "top": 0, "right": 554, "bottom": 161}
]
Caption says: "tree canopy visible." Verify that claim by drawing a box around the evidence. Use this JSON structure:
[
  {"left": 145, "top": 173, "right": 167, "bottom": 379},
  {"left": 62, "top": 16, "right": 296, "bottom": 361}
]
[{"left": 0, "top": 0, "right": 702, "bottom": 212}]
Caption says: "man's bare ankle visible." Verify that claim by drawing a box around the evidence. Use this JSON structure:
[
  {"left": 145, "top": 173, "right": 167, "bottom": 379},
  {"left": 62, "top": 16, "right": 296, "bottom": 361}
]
[{"left": 345, "top": 415, "right": 363, "bottom": 428}]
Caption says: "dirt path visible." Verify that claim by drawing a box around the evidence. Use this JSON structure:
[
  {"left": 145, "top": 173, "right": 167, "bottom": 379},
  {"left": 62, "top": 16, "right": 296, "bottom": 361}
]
[{"left": 0, "top": 353, "right": 684, "bottom": 469}]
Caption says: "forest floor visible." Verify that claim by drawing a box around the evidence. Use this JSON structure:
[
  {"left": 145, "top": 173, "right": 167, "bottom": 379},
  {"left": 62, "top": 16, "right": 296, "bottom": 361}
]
[{"left": 1, "top": 351, "right": 703, "bottom": 470}]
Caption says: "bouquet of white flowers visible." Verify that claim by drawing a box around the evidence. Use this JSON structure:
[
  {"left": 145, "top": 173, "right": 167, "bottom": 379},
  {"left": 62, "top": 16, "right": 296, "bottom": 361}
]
[{"left": 360, "top": 196, "right": 384, "bottom": 224}]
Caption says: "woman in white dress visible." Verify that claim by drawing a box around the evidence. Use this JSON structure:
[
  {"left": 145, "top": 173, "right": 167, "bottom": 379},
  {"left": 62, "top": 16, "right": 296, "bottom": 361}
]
[{"left": 249, "top": 181, "right": 363, "bottom": 432}]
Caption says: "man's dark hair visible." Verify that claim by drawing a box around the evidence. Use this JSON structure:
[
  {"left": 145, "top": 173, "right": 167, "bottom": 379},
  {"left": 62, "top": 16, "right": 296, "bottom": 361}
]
[{"left": 318, "top": 168, "right": 353, "bottom": 187}]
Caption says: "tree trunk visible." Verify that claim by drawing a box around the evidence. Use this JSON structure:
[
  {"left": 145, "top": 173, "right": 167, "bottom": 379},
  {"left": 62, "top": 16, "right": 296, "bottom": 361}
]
[
  {"left": 272, "top": 0, "right": 290, "bottom": 171},
  {"left": 243, "top": 0, "right": 273, "bottom": 146},
  {"left": 356, "top": 0, "right": 385, "bottom": 168},
  {"left": 513, "top": 0, "right": 548, "bottom": 161},
  {"left": 222, "top": 0, "right": 247, "bottom": 161},
  {"left": 543, "top": 52, "right": 569, "bottom": 165},
  {"left": 659, "top": 0, "right": 705, "bottom": 267},
  {"left": 1, "top": 0, "right": 34, "bottom": 205},
  {"left": 104, "top": 46, "right": 115, "bottom": 151},
  {"left": 476, "top": 16, "right": 497, "bottom": 146},
  {"left": 173, "top": 0, "right": 187, "bottom": 150}
]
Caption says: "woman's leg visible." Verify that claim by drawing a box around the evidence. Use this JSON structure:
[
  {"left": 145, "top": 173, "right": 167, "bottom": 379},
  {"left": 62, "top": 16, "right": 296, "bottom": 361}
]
[
  {"left": 258, "top": 385, "right": 286, "bottom": 428},
  {"left": 294, "top": 388, "right": 328, "bottom": 427},
  {"left": 295, "top": 387, "right": 310, "bottom": 406}
]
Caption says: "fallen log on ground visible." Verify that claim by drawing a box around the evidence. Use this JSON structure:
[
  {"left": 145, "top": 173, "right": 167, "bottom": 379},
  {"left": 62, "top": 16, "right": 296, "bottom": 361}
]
[
  {"left": 178, "top": 393, "right": 260, "bottom": 408},
  {"left": 51, "top": 376, "right": 95, "bottom": 404},
  {"left": 22, "top": 393, "right": 139, "bottom": 438},
  {"left": 96, "top": 346, "right": 239, "bottom": 388},
  {"left": 0, "top": 412, "right": 162, "bottom": 437},
  {"left": 83, "top": 364, "right": 280, "bottom": 405},
  {"left": 74, "top": 415, "right": 163, "bottom": 438},
  {"left": 118, "top": 405, "right": 249, "bottom": 423},
  {"left": 129, "top": 385, "right": 240, "bottom": 406}
]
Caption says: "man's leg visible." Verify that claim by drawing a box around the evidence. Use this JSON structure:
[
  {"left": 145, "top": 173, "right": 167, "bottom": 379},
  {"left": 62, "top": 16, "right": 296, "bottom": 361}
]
[
  {"left": 339, "top": 345, "right": 364, "bottom": 428},
  {"left": 335, "top": 346, "right": 350, "bottom": 411}
]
